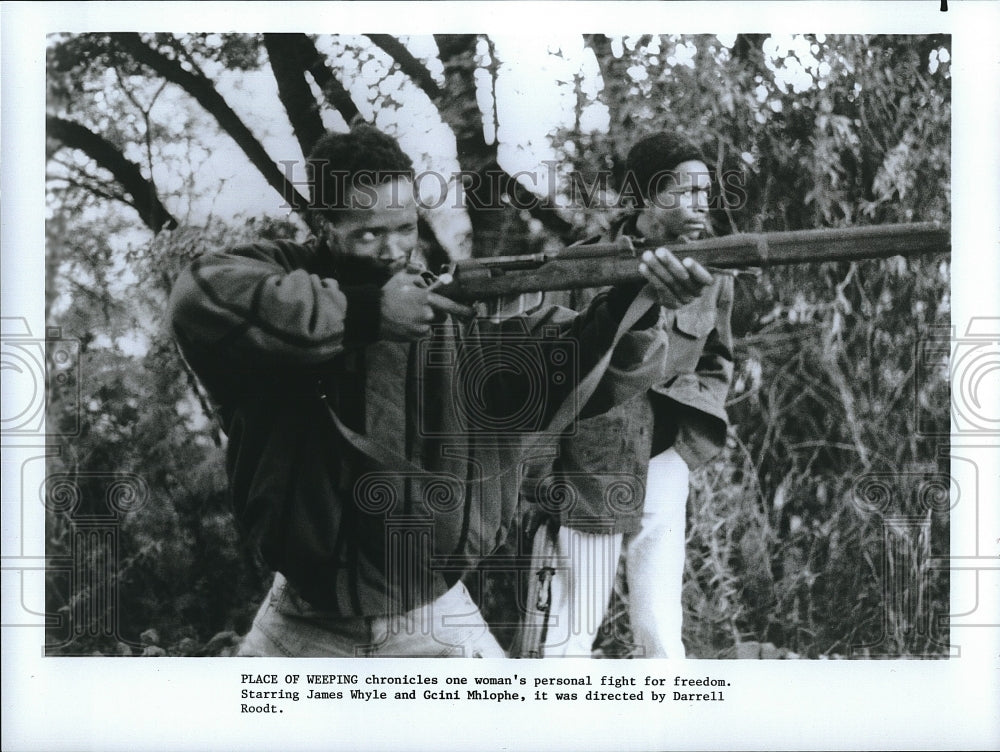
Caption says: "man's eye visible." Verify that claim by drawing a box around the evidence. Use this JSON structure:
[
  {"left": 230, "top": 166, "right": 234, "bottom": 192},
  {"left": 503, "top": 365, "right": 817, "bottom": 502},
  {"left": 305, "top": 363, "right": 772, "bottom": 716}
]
[{"left": 355, "top": 230, "right": 378, "bottom": 242}]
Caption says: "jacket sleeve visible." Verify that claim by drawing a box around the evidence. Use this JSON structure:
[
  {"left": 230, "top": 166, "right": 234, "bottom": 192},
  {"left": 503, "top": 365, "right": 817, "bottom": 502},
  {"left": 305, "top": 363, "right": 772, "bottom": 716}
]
[
  {"left": 168, "top": 241, "right": 382, "bottom": 369},
  {"left": 652, "top": 273, "right": 735, "bottom": 468}
]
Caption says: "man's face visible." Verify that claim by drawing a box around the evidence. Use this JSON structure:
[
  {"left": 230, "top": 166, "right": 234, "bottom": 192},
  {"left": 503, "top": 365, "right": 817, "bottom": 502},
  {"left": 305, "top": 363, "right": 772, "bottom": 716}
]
[
  {"left": 323, "top": 179, "right": 419, "bottom": 272},
  {"left": 636, "top": 159, "right": 711, "bottom": 243}
]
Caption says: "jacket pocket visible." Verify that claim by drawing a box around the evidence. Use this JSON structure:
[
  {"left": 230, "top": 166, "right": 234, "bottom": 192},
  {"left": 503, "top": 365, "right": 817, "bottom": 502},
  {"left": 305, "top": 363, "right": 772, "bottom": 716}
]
[{"left": 569, "top": 410, "right": 629, "bottom": 469}]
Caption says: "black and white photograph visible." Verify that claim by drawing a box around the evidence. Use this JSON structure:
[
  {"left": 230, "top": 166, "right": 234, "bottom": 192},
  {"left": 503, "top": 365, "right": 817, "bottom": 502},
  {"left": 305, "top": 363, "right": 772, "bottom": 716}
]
[{"left": 2, "top": 2, "right": 998, "bottom": 751}]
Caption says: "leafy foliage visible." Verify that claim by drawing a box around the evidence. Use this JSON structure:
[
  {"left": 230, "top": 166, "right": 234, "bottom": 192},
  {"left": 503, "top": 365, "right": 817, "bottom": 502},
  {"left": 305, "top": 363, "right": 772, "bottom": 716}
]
[{"left": 572, "top": 34, "right": 950, "bottom": 658}]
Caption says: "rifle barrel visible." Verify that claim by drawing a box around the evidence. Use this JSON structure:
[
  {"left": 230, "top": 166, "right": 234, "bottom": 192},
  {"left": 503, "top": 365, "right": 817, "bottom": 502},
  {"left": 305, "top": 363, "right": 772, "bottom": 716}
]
[{"left": 439, "top": 222, "right": 949, "bottom": 302}]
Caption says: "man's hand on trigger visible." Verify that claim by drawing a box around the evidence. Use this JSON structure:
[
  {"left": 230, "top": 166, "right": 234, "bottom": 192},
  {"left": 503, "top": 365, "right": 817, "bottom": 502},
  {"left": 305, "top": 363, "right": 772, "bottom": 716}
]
[
  {"left": 380, "top": 270, "right": 434, "bottom": 341},
  {"left": 638, "top": 247, "right": 713, "bottom": 309}
]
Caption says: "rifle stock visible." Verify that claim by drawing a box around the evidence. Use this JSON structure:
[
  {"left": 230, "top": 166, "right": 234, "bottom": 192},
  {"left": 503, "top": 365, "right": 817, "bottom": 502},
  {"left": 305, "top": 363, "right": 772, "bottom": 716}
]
[{"left": 437, "top": 222, "right": 950, "bottom": 303}]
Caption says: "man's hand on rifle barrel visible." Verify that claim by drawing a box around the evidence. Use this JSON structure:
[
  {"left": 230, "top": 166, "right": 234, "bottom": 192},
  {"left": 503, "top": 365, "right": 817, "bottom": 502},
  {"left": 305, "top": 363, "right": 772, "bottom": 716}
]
[{"left": 638, "top": 247, "right": 714, "bottom": 309}]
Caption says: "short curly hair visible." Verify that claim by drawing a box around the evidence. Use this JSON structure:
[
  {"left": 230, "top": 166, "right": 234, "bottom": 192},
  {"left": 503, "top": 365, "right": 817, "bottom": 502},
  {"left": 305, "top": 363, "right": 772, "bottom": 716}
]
[
  {"left": 621, "top": 132, "right": 708, "bottom": 205},
  {"left": 306, "top": 125, "right": 415, "bottom": 216}
]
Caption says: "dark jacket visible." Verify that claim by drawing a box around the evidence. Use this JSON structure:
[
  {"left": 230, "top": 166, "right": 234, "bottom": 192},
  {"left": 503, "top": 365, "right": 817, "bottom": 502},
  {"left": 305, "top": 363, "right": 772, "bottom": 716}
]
[
  {"left": 169, "top": 238, "right": 670, "bottom": 615},
  {"left": 529, "top": 218, "right": 734, "bottom": 532}
]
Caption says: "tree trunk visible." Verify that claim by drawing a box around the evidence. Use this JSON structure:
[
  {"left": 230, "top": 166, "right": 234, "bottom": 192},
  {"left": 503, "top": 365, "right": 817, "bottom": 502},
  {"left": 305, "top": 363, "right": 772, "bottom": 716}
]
[
  {"left": 431, "top": 35, "right": 571, "bottom": 256},
  {"left": 263, "top": 34, "right": 326, "bottom": 160}
]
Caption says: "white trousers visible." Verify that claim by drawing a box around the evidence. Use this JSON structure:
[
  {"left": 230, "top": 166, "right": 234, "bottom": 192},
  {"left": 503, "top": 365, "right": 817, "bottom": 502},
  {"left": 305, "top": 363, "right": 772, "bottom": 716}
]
[{"left": 544, "top": 448, "right": 689, "bottom": 658}]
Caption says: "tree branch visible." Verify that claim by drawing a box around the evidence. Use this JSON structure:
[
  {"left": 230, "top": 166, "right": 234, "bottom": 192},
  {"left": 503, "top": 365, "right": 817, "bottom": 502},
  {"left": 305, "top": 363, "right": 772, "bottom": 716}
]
[
  {"left": 484, "top": 37, "right": 500, "bottom": 144},
  {"left": 290, "top": 34, "right": 363, "bottom": 125},
  {"left": 51, "top": 172, "right": 133, "bottom": 208},
  {"left": 366, "top": 34, "right": 442, "bottom": 100},
  {"left": 46, "top": 115, "right": 177, "bottom": 232},
  {"left": 109, "top": 32, "right": 311, "bottom": 212}
]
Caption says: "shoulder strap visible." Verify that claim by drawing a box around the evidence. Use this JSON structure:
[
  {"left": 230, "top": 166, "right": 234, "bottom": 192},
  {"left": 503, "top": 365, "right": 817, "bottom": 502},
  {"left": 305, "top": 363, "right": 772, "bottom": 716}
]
[{"left": 320, "top": 289, "right": 659, "bottom": 480}]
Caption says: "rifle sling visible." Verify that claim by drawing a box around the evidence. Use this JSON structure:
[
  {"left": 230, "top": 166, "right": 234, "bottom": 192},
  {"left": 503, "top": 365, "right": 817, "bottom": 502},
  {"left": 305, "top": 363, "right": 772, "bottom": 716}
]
[{"left": 321, "top": 288, "right": 659, "bottom": 483}]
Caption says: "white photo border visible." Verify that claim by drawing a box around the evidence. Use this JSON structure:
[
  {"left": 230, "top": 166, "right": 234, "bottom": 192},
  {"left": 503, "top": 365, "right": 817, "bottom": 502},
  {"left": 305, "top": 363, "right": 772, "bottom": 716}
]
[{"left": 3, "top": 3, "right": 998, "bottom": 751}]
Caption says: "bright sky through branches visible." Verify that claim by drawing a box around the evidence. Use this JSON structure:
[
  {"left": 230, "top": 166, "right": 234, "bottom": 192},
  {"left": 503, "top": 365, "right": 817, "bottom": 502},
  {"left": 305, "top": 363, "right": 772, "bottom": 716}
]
[
  {"left": 46, "top": 31, "right": 951, "bottom": 342},
  {"left": 49, "top": 33, "right": 900, "bottom": 238}
]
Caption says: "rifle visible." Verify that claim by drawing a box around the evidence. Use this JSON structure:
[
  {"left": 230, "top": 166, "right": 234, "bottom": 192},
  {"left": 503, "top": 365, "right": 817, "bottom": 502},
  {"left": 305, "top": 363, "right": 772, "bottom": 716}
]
[{"left": 435, "top": 222, "right": 950, "bottom": 303}]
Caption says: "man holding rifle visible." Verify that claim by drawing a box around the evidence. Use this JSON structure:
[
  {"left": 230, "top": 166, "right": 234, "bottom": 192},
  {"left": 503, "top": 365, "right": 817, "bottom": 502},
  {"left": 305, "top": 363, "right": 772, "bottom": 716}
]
[
  {"left": 168, "top": 125, "right": 717, "bottom": 657},
  {"left": 432, "top": 134, "right": 944, "bottom": 659},
  {"left": 529, "top": 132, "right": 735, "bottom": 658}
]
